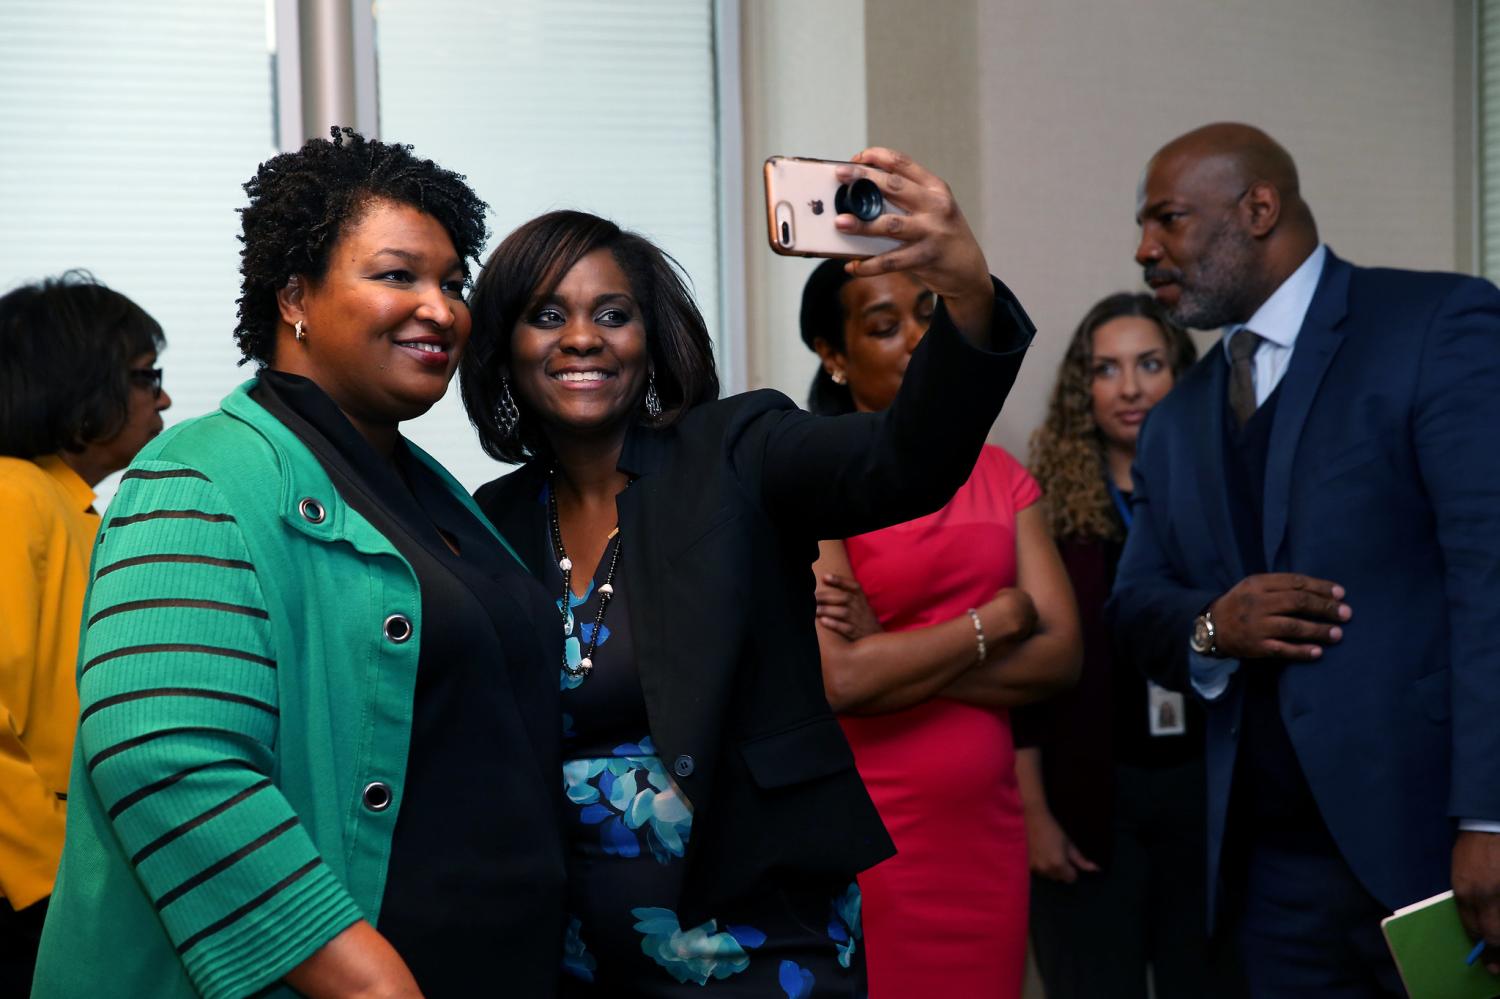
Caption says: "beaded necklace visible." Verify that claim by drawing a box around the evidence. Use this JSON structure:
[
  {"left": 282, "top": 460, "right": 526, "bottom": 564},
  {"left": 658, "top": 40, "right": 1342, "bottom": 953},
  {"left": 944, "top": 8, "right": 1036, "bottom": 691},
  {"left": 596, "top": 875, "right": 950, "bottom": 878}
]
[{"left": 548, "top": 477, "right": 622, "bottom": 679}]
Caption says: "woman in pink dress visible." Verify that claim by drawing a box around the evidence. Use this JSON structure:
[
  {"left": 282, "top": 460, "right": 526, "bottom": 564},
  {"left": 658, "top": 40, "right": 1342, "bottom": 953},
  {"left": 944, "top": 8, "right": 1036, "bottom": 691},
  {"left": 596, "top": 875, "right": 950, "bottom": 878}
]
[{"left": 800, "top": 259, "right": 1082, "bottom": 997}]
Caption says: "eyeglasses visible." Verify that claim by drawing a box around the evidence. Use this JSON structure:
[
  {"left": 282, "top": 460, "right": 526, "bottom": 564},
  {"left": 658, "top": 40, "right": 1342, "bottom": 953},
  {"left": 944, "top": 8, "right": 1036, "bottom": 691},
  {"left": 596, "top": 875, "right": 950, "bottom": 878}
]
[{"left": 128, "top": 367, "right": 164, "bottom": 399}]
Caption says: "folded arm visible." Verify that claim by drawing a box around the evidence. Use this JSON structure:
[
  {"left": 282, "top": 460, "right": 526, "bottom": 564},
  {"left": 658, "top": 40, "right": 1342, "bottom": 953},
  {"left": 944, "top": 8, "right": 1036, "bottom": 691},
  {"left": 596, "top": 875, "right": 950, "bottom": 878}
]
[
  {"left": 938, "top": 504, "right": 1082, "bottom": 708},
  {"left": 812, "top": 540, "right": 1036, "bottom": 714},
  {"left": 814, "top": 505, "right": 1079, "bottom": 714}
]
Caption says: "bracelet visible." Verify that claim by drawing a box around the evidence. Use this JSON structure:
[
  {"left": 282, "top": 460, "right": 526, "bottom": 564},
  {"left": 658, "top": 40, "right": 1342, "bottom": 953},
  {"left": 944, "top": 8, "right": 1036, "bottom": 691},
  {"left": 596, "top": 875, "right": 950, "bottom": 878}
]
[{"left": 966, "top": 608, "right": 987, "bottom": 665}]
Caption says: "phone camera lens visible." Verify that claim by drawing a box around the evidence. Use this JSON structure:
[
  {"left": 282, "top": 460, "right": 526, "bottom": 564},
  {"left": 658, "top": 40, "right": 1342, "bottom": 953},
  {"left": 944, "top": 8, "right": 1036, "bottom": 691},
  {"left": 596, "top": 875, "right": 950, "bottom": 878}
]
[
  {"left": 834, "top": 178, "right": 883, "bottom": 222},
  {"left": 780, "top": 220, "right": 791, "bottom": 246}
]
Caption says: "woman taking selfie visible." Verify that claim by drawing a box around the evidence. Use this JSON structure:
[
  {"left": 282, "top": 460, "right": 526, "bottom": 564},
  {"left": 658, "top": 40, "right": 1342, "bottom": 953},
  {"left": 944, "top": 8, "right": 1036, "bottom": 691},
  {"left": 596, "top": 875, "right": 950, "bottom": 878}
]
[
  {"left": 0, "top": 273, "right": 171, "bottom": 992},
  {"left": 463, "top": 149, "right": 1035, "bottom": 995},
  {"left": 35, "top": 129, "right": 564, "bottom": 999},
  {"left": 799, "top": 259, "right": 1081, "bottom": 998},
  {"left": 1016, "top": 292, "right": 1205, "bottom": 999}
]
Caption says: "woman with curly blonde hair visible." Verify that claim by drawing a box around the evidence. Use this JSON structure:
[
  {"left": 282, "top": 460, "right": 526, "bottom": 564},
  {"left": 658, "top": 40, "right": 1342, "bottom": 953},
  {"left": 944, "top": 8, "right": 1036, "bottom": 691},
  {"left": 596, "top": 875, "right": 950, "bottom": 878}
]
[
  {"left": 1029, "top": 293, "right": 1197, "bottom": 543},
  {"left": 1014, "top": 292, "right": 1209, "bottom": 999}
]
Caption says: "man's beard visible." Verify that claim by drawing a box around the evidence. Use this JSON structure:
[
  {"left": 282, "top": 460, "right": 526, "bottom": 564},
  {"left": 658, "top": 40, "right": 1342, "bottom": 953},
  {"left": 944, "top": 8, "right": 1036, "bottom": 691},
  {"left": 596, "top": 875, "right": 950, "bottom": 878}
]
[{"left": 1165, "top": 220, "right": 1259, "bottom": 330}]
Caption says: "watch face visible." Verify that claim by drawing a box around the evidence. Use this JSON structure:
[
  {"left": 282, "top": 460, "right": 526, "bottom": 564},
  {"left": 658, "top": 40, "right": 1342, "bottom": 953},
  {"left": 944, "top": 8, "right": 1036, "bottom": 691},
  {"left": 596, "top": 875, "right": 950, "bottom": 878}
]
[{"left": 1192, "top": 615, "right": 1212, "bottom": 653}]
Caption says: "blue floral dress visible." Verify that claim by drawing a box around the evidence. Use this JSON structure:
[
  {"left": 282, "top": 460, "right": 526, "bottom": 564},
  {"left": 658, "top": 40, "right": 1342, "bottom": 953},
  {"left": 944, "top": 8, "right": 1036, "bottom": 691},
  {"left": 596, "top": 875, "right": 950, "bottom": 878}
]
[{"left": 546, "top": 511, "right": 866, "bottom": 997}]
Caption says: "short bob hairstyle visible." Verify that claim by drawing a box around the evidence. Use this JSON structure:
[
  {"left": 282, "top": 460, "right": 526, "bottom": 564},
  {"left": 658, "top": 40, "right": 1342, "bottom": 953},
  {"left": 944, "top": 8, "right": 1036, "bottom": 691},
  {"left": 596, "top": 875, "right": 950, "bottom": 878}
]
[
  {"left": 461, "top": 210, "right": 721, "bottom": 464},
  {"left": 234, "top": 126, "right": 489, "bottom": 366},
  {"left": 797, "top": 258, "right": 859, "bottom": 416},
  {"left": 0, "top": 271, "right": 164, "bottom": 459}
]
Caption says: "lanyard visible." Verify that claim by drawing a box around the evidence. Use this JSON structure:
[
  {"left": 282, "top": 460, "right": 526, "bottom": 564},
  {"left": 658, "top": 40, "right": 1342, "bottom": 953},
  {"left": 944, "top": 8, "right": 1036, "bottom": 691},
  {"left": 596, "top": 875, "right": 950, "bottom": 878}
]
[{"left": 1106, "top": 480, "right": 1133, "bottom": 530}]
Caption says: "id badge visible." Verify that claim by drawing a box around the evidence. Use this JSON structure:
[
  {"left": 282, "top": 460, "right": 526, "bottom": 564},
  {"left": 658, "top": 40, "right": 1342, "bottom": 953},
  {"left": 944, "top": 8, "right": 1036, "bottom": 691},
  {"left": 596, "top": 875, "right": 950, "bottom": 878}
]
[{"left": 1147, "top": 681, "right": 1186, "bottom": 736}]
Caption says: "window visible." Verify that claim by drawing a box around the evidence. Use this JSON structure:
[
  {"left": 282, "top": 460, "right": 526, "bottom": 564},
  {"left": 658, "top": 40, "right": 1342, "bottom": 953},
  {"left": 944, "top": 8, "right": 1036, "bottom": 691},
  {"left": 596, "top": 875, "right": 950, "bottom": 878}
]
[
  {"left": 1482, "top": 0, "right": 1500, "bottom": 278},
  {"left": 0, "top": 0, "right": 731, "bottom": 502},
  {"left": 373, "top": 0, "right": 726, "bottom": 487},
  {"left": 0, "top": 0, "right": 278, "bottom": 508}
]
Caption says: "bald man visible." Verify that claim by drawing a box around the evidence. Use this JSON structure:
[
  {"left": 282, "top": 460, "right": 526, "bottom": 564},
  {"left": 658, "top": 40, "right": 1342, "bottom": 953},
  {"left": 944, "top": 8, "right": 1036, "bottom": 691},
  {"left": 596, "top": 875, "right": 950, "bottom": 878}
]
[{"left": 1107, "top": 122, "right": 1500, "bottom": 997}]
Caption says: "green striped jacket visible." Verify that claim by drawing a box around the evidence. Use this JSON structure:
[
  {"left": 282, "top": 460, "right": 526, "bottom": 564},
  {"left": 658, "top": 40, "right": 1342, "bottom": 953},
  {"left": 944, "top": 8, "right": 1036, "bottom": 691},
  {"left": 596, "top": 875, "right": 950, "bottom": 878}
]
[{"left": 33, "top": 380, "right": 519, "bottom": 998}]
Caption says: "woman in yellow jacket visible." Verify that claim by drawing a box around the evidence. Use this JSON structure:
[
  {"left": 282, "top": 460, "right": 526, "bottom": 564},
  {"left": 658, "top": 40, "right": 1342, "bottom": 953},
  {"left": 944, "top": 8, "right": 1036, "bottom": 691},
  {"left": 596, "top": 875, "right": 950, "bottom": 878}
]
[{"left": 0, "top": 272, "right": 170, "bottom": 989}]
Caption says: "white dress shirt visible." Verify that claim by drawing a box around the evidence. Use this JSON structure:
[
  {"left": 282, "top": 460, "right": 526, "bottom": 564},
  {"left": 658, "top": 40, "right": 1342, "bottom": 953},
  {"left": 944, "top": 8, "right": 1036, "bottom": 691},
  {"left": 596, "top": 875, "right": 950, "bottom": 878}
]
[{"left": 1189, "top": 244, "right": 1326, "bottom": 701}]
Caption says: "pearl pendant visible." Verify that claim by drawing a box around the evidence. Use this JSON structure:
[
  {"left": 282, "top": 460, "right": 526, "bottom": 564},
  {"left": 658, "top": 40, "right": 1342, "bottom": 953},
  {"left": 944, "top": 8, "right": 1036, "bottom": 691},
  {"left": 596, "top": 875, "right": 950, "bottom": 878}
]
[
  {"left": 559, "top": 557, "right": 572, "bottom": 572},
  {"left": 599, "top": 583, "right": 614, "bottom": 597},
  {"left": 578, "top": 656, "right": 593, "bottom": 674}
]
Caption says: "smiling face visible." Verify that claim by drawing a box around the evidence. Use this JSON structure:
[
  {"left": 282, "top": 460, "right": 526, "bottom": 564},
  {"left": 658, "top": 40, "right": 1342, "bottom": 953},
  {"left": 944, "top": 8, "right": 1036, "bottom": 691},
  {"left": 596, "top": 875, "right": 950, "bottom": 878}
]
[
  {"left": 1134, "top": 152, "right": 1261, "bottom": 330},
  {"left": 508, "top": 248, "right": 650, "bottom": 444},
  {"left": 275, "top": 197, "right": 470, "bottom": 440},
  {"left": 817, "top": 272, "right": 934, "bottom": 414},
  {"left": 1089, "top": 316, "right": 1175, "bottom": 452}
]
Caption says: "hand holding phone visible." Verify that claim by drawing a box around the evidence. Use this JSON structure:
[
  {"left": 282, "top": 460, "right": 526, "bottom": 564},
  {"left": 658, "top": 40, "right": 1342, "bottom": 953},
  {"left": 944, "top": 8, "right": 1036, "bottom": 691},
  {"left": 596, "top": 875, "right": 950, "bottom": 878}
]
[
  {"left": 764, "top": 155, "right": 906, "bottom": 259},
  {"left": 767, "top": 148, "right": 994, "bottom": 338}
]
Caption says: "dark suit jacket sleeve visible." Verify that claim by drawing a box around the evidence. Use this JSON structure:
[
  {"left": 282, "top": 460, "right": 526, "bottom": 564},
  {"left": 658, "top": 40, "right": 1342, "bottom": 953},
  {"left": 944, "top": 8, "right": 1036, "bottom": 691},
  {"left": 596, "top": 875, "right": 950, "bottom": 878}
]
[
  {"left": 1105, "top": 411, "right": 1219, "bottom": 694},
  {"left": 750, "top": 277, "right": 1035, "bottom": 541},
  {"left": 1413, "top": 277, "right": 1500, "bottom": 823}
]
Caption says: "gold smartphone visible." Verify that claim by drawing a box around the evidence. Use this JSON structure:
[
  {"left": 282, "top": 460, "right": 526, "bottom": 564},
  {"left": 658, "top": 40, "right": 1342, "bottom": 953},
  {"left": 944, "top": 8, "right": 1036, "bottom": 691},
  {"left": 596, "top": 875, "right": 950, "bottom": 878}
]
[{"left": 763, "top": 155, "right": 905, "bottom": 259}]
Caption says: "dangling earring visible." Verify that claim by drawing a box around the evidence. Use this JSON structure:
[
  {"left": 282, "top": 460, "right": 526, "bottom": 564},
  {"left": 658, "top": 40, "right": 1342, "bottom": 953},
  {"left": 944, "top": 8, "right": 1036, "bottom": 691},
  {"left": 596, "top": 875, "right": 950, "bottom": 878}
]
[
  {"left": 831, "top": 368, "right": 847, "bottom": 385},
  {"left": 294, "top": 319, "right": 306, "bottom": 342},
  {"left": 497, "top": 376, "right": 521, "bottom": 440},
  {"left": 645, "top": 370, "right": 663, "bottom": 420}
]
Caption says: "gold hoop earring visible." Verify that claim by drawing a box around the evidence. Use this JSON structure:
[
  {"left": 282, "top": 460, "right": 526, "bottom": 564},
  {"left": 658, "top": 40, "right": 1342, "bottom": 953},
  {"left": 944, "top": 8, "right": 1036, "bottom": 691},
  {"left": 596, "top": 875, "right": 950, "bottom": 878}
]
[
  {"left": 294, "top": 320, "right": 306, "bottom": 342},
  {"left": 831, "top": 369, "right": 847, "bottom": 385}
]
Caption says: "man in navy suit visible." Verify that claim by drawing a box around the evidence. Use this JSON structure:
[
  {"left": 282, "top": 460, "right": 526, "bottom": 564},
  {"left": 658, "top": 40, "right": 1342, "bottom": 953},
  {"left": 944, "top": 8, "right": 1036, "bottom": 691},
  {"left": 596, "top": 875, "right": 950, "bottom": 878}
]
[{"left": 1108, "top": 122, "right": 1500, "bottom": 996}]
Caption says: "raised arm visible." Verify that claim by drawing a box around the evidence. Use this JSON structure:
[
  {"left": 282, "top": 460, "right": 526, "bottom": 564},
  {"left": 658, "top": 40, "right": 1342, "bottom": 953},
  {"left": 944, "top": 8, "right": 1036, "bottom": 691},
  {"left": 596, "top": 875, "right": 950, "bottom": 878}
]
[
  {"left": 755, "top": 149, "right": 1036, "bottom": 542},
  {"left": 939, "top": 504, "right": 1082, "bottom": 708},
  {"left": 812, "top": 539, "right": 1037, "bottom": 715},
  {"left": 837, "top": 148, "right": 996, "bottom": 343},
  {"left": 75, "top": 465, "right": 414, "bottom": 999}
]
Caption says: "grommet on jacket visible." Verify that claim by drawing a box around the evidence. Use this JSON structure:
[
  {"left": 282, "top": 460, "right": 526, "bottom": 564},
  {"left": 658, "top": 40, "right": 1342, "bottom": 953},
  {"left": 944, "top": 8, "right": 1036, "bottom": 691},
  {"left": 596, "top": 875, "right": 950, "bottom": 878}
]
[
  {"left": 383, "top": 614, "right": 412, "bottom": 643},
  {"left": 672, "top": 754, "right": 695, "bottom": 778},
  {"left": 362, "top": 781, "right": 393, "bottom": 811},
  {"left": 298, "top": 497, "right": 326, "bottom": 524}
]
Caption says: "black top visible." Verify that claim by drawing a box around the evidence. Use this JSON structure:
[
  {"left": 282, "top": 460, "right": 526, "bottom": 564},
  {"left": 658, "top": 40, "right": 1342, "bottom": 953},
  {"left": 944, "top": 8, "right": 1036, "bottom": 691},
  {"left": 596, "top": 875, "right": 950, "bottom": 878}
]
[
  {"left": 539, "top": 479, "right": 869, "bottom": 991},
  {"left": 478, "top": 278, "right": 1037, "bottom": 924},
  {"left": 534, "top": 479, "right": 649, "bottom": 757},
  {"left": 250, "top": 372, "right": 566, "bottom": 996},
  {"left": 1011, "top": 493, "right": 1204, "bottom": 866}
]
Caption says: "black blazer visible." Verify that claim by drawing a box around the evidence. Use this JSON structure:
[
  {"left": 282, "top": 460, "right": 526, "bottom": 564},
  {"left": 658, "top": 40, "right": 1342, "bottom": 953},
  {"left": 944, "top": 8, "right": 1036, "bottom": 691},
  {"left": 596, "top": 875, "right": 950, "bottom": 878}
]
[{"left": 477, "top": 282, "right": 1035, "bottom": 923}]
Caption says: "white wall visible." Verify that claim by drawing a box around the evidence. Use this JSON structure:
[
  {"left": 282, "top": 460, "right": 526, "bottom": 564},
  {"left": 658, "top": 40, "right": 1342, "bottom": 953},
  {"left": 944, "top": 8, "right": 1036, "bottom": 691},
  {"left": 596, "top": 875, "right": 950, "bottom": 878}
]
[
  {"left": 973, "top": 0, "right": 1467, "bottom": 457},
  {"left": 738, "top": 0, "right": 1471, "bottom": 464},
  {"left": 739, "top": 0, "right": 868, "bottom": 403}
]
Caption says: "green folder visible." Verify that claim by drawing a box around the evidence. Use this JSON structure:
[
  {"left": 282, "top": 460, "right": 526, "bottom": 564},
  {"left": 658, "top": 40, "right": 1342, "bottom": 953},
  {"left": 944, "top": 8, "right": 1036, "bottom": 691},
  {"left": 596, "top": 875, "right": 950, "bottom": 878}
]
[{"left": 1382, "top": 890, "right": 1500, "bottom": 998}]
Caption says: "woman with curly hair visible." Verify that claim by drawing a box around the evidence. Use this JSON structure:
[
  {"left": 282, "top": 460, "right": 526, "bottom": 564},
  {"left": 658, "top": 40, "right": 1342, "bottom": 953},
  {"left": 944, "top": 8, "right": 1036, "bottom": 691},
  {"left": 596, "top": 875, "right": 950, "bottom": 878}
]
[
  {"left": 34, "top": 129, "right": 564, "bottom": 999},
  {"left": 0, "top": 273, "right": 170, "bottom": 992},
  {"left": 1012, "top": 292, "right": 1204, "bottom": 998}
]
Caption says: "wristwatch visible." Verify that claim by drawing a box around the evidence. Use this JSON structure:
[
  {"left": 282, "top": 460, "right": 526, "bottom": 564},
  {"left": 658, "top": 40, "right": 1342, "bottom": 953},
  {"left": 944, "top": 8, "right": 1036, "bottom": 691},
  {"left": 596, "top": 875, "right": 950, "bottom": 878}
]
[{"left": 1190, "top": 608, "right": 1219, "bottom": 656}]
